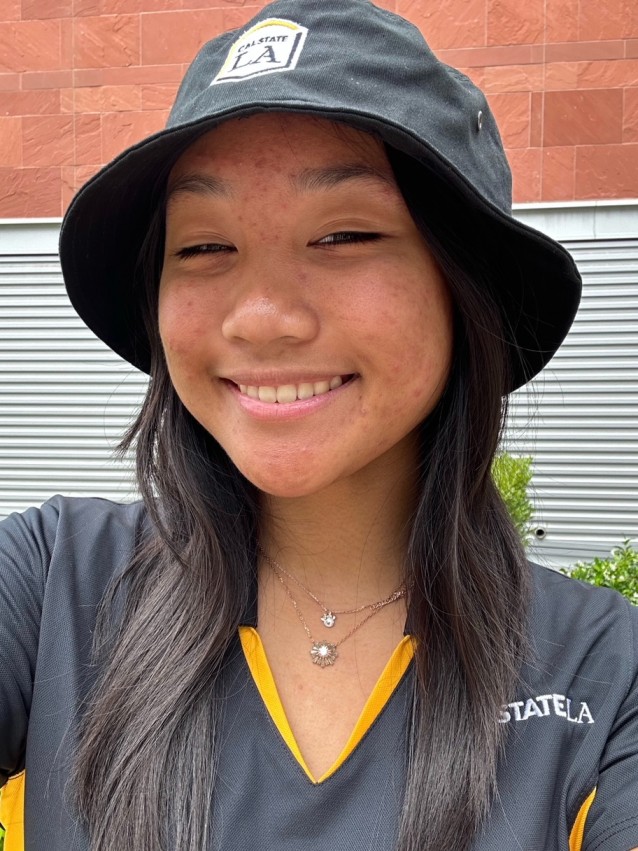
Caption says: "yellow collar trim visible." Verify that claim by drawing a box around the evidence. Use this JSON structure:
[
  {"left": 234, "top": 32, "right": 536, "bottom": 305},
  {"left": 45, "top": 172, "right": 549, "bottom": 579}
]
[
  {"left": 239, "top": 626, "right": 415, "bottom": 784},
  {"left": 568, "top": 787, "right": 596, "bottom": 851},
  {"left": 0, "top": 770, "right": 25, "bottom": 851}
]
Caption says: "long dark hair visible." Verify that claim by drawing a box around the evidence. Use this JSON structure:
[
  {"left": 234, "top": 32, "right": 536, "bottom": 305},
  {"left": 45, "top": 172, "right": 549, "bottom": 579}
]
[{"left": 72, "top": 143, "right": 530, "bottom": 851}]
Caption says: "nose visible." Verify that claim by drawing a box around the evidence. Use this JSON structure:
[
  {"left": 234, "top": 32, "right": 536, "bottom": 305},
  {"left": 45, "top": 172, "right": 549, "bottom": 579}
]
[{"left": 221, "top": 269, "right": 320, "bottom": 347}]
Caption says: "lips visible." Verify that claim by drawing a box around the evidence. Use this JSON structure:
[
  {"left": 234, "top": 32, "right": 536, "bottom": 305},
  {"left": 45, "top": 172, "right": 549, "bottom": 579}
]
[{"left": 235, "top": 375, "right": 350, "bottom": 404}]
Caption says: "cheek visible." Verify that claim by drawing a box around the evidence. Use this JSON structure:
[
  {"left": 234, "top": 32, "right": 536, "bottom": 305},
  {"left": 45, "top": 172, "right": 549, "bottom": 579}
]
[
  {"left": 158, "top": 286, "right": 208, "bottom": 363},
  {"left": 333, "top": 268, "right": 410, "bottom": 348},
  {"left": 419, "top": 288, "right": 454, "bottom": 366},
  {"left": 384, "top": 278, "right": 454, "bottom": 411},
  {"left": 356, "top": 269, "right": 453, "bottom": 366}
]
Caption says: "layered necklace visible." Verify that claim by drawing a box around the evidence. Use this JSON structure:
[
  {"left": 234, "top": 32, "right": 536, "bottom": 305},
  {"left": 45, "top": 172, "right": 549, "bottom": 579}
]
[{"left": 260, "top": 549, "right": 406, "bottom": 667}]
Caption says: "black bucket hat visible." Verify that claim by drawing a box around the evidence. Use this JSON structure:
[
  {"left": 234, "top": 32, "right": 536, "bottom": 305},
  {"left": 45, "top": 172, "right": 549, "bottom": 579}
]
[{"left": 59, "top": 0, "right": 581, "bottom": 391}]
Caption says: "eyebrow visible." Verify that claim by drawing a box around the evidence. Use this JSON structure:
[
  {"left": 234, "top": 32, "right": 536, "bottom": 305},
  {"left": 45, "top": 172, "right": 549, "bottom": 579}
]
[
  {"left": 291, "top": 164, "right": 396, "bottom": 192},
  {"left": 166, "top": 173, "right": 233, "bottom": 203},
  {"left": 166, "top": 163, "right": 395, "bottom": 204}
]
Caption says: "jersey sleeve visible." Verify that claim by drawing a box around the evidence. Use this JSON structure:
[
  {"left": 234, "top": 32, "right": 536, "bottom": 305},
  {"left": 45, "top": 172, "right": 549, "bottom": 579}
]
[
  {"left": 0, "top": 503, "right": 57, "bottom": 786},
  {"left": 583, "top": 600, "right": 638, "bottom": 851}
]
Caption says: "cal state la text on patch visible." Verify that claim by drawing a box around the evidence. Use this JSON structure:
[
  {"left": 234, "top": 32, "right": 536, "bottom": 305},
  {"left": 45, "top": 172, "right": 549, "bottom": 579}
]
[{"left": 211, "top": 19, "right": 309, "bottom": 85}]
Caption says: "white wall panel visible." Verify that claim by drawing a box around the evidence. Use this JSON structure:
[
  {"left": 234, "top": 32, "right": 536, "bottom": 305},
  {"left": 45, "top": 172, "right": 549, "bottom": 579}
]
[
  {"left": 0, "top": 224, "right": 147, "bottom": 518},
  {"left": 507, "top": 202, "right": 638, "bottom": 566}
]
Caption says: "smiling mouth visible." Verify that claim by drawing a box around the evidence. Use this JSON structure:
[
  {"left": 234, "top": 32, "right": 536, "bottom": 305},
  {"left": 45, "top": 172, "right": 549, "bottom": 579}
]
[{"left": 234, "top": 375, "right": 354, "bottom": 404}]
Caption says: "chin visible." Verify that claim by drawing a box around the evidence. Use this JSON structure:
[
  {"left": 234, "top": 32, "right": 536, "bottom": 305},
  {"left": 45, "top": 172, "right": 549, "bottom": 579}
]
[
  {"left": 231, "top": 459, "right": 333, "bottom": 499},
  {"left": 245, "top": 474, "right": 325, "bottom": 499}
]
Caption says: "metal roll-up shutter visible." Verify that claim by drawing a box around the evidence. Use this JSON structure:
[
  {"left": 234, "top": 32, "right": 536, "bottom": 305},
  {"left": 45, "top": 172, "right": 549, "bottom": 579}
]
[
  {"left": 0, "top": 223, "right": 148, "bottom": 519},
  {"left": 507, "top": 206, "right": 638, "bottom": 567}
]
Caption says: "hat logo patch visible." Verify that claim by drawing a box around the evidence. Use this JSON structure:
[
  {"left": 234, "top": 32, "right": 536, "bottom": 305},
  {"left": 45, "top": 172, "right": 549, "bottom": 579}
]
[{"left": 211, "top": 18, "right": 309, "bottom": 85}]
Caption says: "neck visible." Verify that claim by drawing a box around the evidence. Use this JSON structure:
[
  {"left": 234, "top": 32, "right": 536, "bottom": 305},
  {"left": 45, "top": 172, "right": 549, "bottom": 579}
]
[{"left": 259, "top": 445, "right": 418, "bottom": 603}]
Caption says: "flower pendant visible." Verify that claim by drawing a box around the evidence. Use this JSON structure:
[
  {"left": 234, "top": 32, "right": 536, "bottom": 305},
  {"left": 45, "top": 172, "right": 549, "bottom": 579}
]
[
  {"left": 321, "top": 612, "right": 336, "bottom": 628},
  {"left": 310, "top": 641, "right": 338, "bottom": 666}
]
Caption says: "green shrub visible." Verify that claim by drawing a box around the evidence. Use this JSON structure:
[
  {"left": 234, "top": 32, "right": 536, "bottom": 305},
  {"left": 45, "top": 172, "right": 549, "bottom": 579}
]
[
  {"left": 492, "top": 453, "right": 534, "bottom": 544},
  {"left": 563, "top": 540, "right": 638, "bottom": 605}
]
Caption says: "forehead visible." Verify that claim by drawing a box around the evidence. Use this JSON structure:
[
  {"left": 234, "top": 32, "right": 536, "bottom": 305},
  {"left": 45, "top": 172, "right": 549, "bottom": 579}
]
[{"left": 167, "top": 114, "right": 395, "bottom": 189}]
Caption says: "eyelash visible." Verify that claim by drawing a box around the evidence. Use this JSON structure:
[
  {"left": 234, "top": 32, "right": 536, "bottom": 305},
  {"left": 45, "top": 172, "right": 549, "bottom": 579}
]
[
  {"left": 174, "top": 231, "right": 382, "bottom": 260},
  {"left": 316, "top": 231, "right": 382, "bottom": 247},
  {"left": 175, "top": 244, "right": 233, "bottom": 260}
]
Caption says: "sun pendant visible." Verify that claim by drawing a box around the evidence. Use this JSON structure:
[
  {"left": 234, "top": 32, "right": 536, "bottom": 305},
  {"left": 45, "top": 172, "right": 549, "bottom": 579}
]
[
  {"left": 310, "top": 641, "right": 338, "bottom": 666},
  {"left": 321, "top": 612, "right": 336, "bottom": 628}
]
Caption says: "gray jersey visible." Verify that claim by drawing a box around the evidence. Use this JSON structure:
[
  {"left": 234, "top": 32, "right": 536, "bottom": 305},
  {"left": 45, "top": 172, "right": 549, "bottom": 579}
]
[{"left": 0, "top": 496, "right": 637, "bottom": 850}]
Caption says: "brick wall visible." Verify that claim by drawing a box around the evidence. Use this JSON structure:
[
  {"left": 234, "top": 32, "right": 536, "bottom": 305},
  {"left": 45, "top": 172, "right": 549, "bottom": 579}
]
[{"left": 0, "top": 0, "right": 637, "bottom": 217}]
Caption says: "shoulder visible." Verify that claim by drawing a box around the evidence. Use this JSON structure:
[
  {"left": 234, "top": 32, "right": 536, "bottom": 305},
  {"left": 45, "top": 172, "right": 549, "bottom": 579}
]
[
  {"left": 1, "top": 494, "right": 145, "bottom": 534},
  {"left": 529, "top": 560, "right": 637, "bottom": 642},
  {"left": 0, "top": 497, "right": 147, "bottom": 769},
  {"left": 525, "top": 561, "right": 637, "bottom": 713},
  {"left": 0, "top": 495, "right": 146, "bottom": 590},
  {"left": 526, "top": 567, "right": 638, "bottom": 851},
  {"left": 488, "top": 566, "right": 638, "bottom": 850}
]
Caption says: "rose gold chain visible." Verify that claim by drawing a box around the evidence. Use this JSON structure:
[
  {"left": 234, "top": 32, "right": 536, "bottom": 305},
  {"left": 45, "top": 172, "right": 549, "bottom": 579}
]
[
  {"left": 267, "top": 560, "right": 405, "bottom": 666},
  {"left": 260, "top": 548, "right": 405, "bottom": 617}
]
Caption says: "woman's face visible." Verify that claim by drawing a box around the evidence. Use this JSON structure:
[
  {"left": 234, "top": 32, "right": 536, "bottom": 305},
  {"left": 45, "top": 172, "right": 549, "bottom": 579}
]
[{"left": 159, "top": 114, "right": 453, "bottom": 498}]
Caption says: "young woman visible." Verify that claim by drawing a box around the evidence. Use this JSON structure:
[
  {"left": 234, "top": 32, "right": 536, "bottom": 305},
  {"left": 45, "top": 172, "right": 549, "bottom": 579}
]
[{"left": 1, "top": 1, "right": 637, "bottom": 850}]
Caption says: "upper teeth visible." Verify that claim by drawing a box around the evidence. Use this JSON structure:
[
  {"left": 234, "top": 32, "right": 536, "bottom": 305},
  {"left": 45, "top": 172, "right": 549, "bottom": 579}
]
[{"left": 239, "top": 376, "right": 344, "bottom": 404}]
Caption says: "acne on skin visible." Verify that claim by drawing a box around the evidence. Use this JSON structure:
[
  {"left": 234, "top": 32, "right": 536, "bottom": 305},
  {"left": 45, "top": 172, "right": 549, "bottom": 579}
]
[{"left": 159, "top": 114, "right": 453, "bottom": 499}]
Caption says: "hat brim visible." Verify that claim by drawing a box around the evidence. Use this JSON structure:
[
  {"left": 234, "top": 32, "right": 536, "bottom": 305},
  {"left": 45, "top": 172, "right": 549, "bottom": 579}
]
[{"left": 60, "top": 104, "right": 581, "bottom": 391}]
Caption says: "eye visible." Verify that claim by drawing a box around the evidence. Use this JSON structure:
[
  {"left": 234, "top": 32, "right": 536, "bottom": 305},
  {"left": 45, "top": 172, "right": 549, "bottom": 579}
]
[
  {"left": 174, "top": 243, "right": 235, "bottom": 260},
  {"left": 314, "top": 231, "right": 382, "bottom": 247}
]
